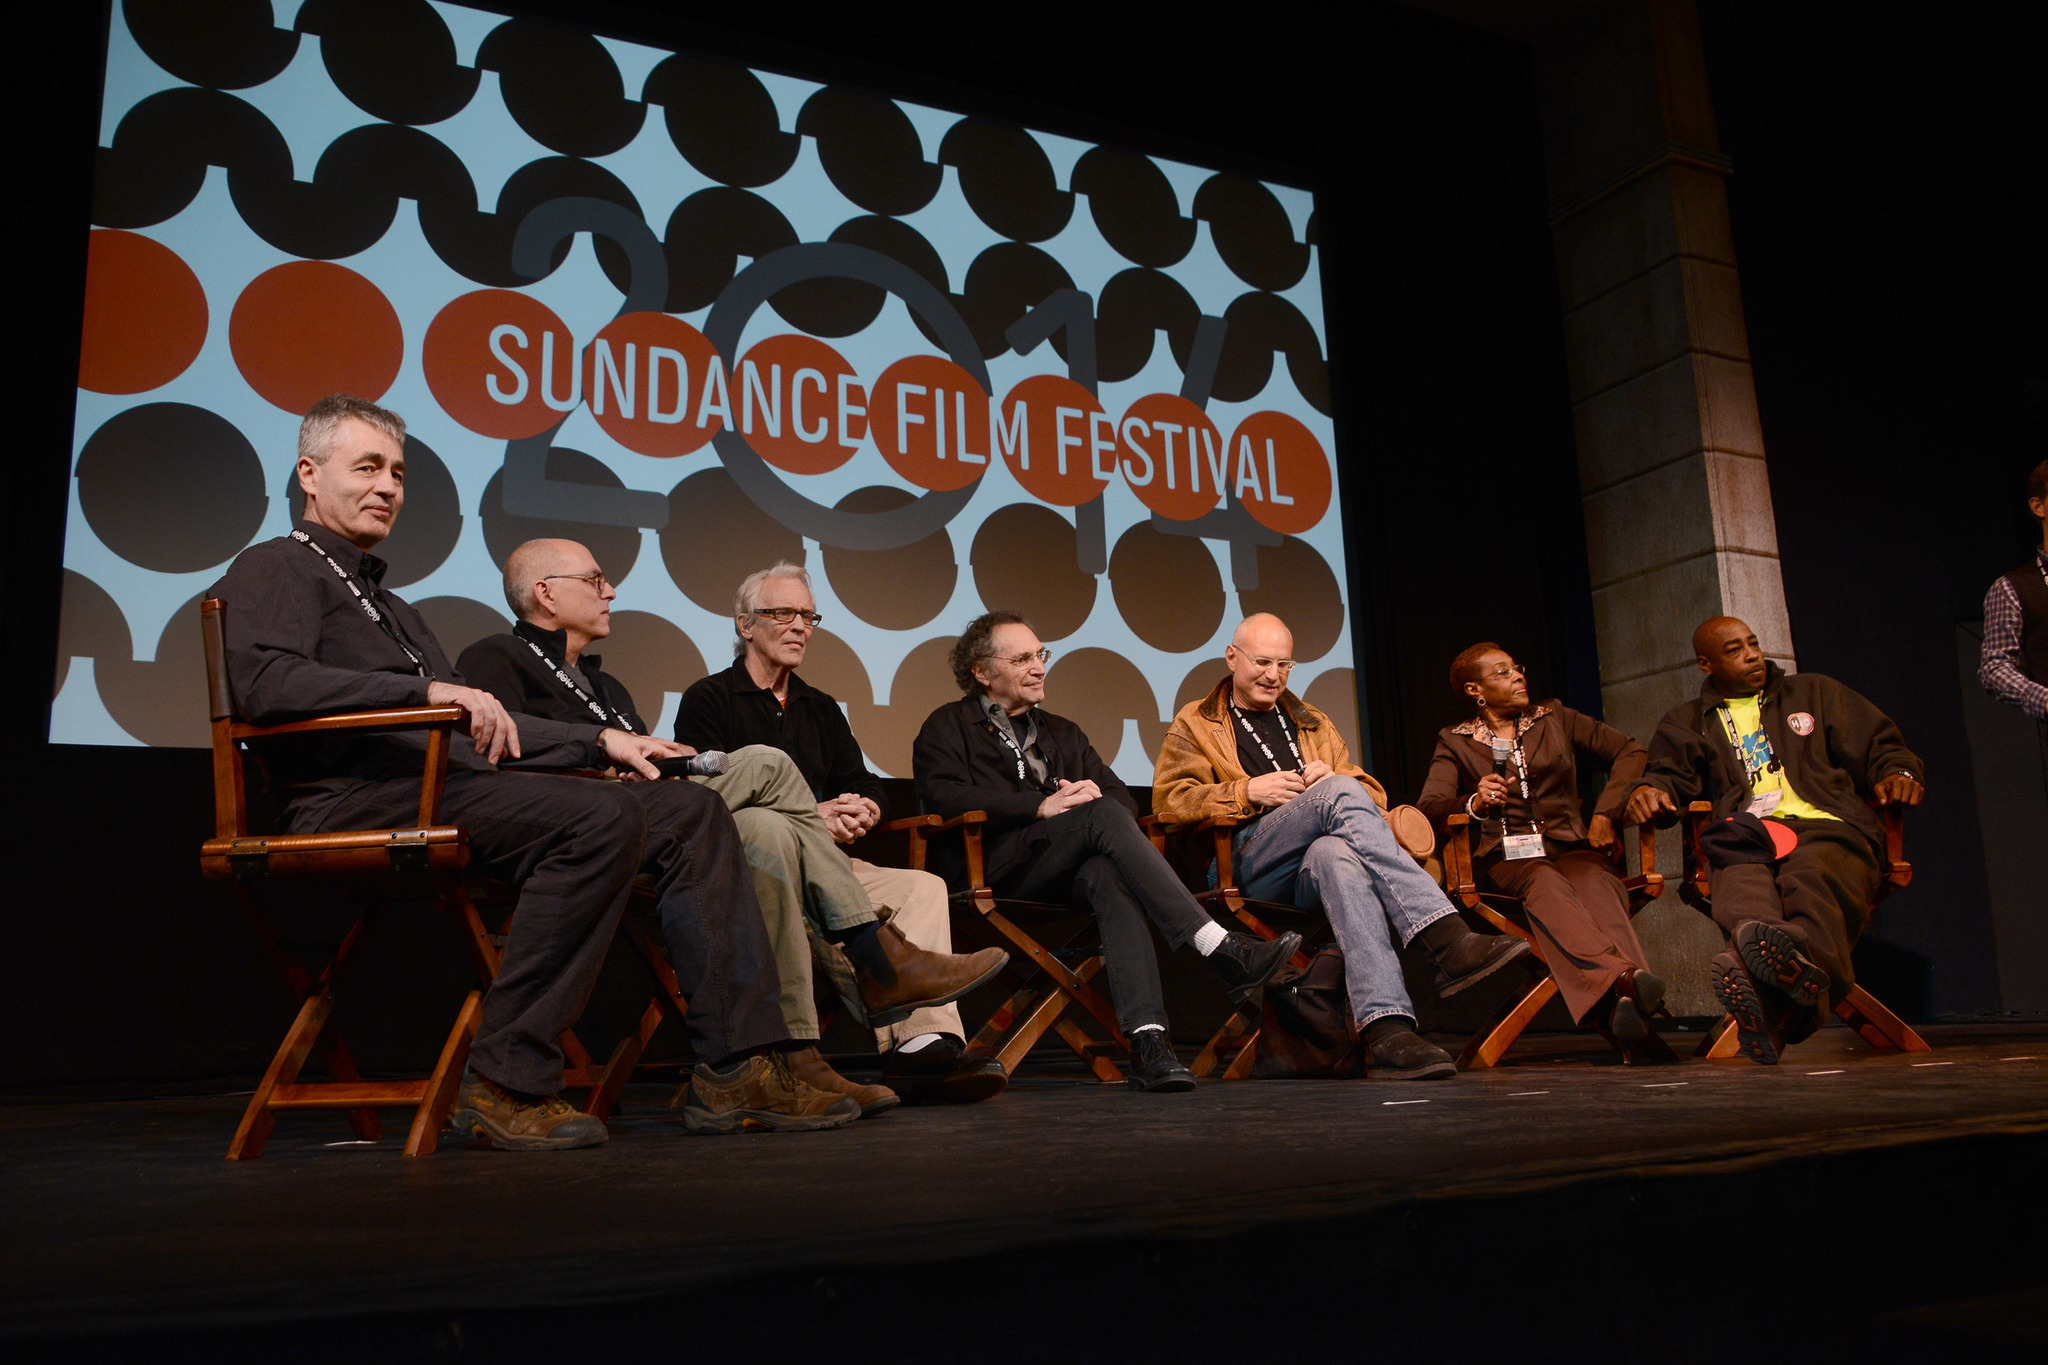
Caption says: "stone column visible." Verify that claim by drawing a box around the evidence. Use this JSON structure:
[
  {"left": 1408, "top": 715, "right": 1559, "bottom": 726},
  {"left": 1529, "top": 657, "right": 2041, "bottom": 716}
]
[{"left": 1539, "top": 0, "right": 1789, "bottom": 1010}]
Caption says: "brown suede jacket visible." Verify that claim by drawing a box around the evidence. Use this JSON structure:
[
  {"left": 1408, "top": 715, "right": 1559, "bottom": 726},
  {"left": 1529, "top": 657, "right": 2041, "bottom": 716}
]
[{"left": 1152, "top": 678, "right": 1388, "bottom": 827}]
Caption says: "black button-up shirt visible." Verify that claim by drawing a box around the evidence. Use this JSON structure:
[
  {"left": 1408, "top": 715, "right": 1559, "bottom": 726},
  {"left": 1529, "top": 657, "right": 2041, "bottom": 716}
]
[
  {"left": 673, "top": 660, "right": 885, "bottom": 806},
  {"left": 209, "top": 522, "right": 603, "bottom": 823}
]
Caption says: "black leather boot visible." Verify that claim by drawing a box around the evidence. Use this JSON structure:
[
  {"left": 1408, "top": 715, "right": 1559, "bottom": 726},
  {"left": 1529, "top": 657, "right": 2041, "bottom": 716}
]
[{"left": 1126, "top": 1030, "right": 1196, "bottom": 1092}]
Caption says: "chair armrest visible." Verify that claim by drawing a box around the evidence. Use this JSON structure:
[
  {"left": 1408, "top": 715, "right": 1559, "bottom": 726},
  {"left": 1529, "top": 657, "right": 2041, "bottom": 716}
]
[
  {"left": 231, "top": 705, "right": 465, "bottom": 741},
  {"left": 1442, "top": 813, "right": 1478, "bottom": 908},
  {"left": 904, "top": 811, "right": 990, "bottom": 886},
  {"left": 882, "top": 814, "right": 943, "bottom": 832},
  {"left": 1869, "top": 800, "right": 1912, "bottom": 889}
]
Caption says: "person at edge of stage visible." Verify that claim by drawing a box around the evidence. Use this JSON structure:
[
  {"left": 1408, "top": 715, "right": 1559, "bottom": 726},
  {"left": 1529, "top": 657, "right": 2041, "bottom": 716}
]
[
  {"left": 1414, "top": 642, "right": 1663, "bottom": 1046},
  {"left": 213, "top": 394, "right": 859, "bottom": 1149},
  {"left": 1978, "top": 459, "right": 2048, "bottom": 740},
  {"left": 455, "top": 542, "right": 1008, "bottom": 1119},
  {"left": 912, "top": 611, "right": 1306, "bottom": 1093},
  {"left": 1627, "top": 616, "right": 1925, "bottom": 1065},
  {"left": 671, "top": 562, "right": 1010, "bottom": 1104},
  {"left": 1153, "top": 614, "right": 1532, "bottom": 1081}
]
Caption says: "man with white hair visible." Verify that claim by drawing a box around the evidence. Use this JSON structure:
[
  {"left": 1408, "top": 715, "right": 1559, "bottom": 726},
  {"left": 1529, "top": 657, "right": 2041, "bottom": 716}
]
[
  {"left": 459, "top": 541, "right": 1007, "bottom": 1115},
  {"left": 1153, "top": 612, "right": 1531, "bottom": 1080},
  {"left": 673, "top": 563, "right": 1011, "bottom": 1103}
]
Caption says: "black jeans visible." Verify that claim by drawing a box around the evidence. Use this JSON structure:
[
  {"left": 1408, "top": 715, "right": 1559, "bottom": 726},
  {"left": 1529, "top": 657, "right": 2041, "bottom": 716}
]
[
  {"left": 993, "top": 800, "right": 1215, "bottom": 1033},
  {"left": 1710, "top": 816, "right": 1881, "bottom": 1018},
  {"left": 294, "top": 771, "right": 785, "bottom": 1094}
]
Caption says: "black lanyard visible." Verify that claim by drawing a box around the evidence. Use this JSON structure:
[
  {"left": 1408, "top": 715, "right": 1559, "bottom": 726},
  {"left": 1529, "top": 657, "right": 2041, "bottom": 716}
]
[
  {"left": 522, "top": 638, "right": 634, "bottom": 732},
  {"left": 987, "top": 706, "right": 1039, "bottom": 787},
  {"left": 1230, "top": 703, "right": 1303, "bottom": 773},
  {"left": 290, "top": 530, "right": 428, "bottom": 678}
]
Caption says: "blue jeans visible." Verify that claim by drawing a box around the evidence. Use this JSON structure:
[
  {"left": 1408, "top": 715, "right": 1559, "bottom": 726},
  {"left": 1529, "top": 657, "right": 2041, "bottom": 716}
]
[{"left": 1232, "top": 778, "right": 1456, "bottom": 1029}]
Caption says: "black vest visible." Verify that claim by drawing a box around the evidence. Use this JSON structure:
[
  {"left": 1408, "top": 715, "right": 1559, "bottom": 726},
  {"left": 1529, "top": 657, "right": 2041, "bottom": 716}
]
[{"left": 2006, "top": 559, "right": 2048, "bottom": 686}]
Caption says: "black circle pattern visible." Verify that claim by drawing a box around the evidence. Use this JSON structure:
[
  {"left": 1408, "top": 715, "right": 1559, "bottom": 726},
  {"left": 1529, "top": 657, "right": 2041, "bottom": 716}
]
[{"left": 78, "top": 402, "right": 267, "bottom": 574}]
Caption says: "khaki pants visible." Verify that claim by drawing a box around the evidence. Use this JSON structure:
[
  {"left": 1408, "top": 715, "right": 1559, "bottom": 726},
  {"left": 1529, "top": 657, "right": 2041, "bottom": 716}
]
[
  {"left": 852, "top": 858, "right": 961, "bottom": 1050},
  {"left": 694, "top": 746, "right": 875, "bottom": 1042}
]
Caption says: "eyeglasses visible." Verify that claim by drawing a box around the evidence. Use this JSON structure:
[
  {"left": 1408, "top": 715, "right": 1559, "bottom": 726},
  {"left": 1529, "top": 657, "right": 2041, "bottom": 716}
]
[
  {"left": 541, "top": 570, "right": 609, "bottom": 591},
  {"left": 753, "top": 607, "right": 823, "bottom": 627},
  {"left": 997, "top": 648, "right": 1052, "bottom": 668},
  {"left": 1241, "top": 656, "right": 1296, "bottom": 675},
  {"left": 1483, "top": 662, "right": 1526, "bottom": 679}
]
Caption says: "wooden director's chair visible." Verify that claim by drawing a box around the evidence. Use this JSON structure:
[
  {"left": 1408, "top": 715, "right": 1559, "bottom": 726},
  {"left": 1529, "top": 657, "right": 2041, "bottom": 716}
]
[
  {"left": 1682, "top": 801, "right": 1928, "bottom": 1058},
  {"left": 198, "top": 600, "right": 679, "bottom": 1159},
  {"left": 1442, "top": 813, "right": 1675, "bottom": 1068},
  {"left": 1143, "top": 814, "right": 1325, "bottom": 1080},
  {"left": 887, "top": 811, "right": 1130, "bottom": 1082},
  {"left": 1144, "top": 802, "right": 1439, "bottom": 1080}
]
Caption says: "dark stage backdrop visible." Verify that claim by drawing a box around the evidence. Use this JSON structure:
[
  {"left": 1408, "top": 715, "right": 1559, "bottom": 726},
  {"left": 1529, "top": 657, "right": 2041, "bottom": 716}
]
[
  {"left": 1699, "top": 3, "right": 2047, "bottom": 1018},
  {"left": 3, "top": 0, "right": 1589, "bottom": 1085}
]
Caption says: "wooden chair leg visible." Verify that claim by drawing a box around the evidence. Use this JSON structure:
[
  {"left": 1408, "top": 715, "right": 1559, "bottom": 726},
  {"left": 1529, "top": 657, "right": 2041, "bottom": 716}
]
[
  {"left": 1219, "top": 1030, "right": 1260, "bottom": 1080},
  {"left": 405, "top": 990, "right": 481, "bottom": 1157},
  {"left": 1836, "top": 984, "right": 1931, "bottom": 1053},
  {"left": 1457, "top": 975, "right": 1559, "bottom": 1070},
  {"left": 234, "top": 887, "right": 382, "bottom": 1141},
  {"left": 1192, "top": 1008, "right": 1258, "bottom": 1079},
  {"left": 980, "top": 909, "right": 1126, "bottom": 1042}
]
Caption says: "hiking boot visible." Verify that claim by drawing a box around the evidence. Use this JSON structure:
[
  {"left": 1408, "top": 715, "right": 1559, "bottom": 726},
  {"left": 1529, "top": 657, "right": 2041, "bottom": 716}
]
[
  {"left": 786, "top": 1045, "right": 900, "bottom": 1119},
  {"left": 1735, "top": 922, "right": 1828, "bottom": 1009},
  {"left": 1711, "top": 950, "right": 1780, "bottom": 1065},
  {"left": 1209, "top": 930, "right": 1304, "bottom": 1005},
  {"left": 857, "top": 923, "right": 1009, "bottom": 1027},
  {"left": 678, "top": 1052, "right": 861, "bottom": 1133},
  {"left": 1126, "top": 1030, "right": 1196, "bottom": 1092},
  {"left": 880, "top": 1035, "right": 1009, "bottom": 1104},
  {"left": 1607, "top": 967, "right": 1667, "bottom": 1044},
  {"left": 447, "top": 1068, "right": 608, "bottom": 1151},
  {"left": 1365, "top": 1024, "right": 1457, "bottom": 1081},
  {"left": 1419, "top": 918, "right": 1532, "bottom": 997}
]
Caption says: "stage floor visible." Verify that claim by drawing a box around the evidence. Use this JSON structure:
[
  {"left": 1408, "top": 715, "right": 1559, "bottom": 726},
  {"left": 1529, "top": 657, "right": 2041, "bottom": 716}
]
[{"left": 7, "top": 1024, "right": 2048, "bottom": 1362}]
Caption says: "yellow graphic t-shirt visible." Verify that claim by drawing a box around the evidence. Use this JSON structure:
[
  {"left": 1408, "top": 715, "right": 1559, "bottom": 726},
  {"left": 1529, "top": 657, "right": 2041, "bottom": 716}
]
[{"left": 1723, "top": 695, "right": 1839, "bottom": 823}]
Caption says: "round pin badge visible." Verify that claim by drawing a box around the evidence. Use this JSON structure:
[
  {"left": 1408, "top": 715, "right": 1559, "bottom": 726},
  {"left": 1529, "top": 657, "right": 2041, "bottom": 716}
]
[{"left": 1787, "top": 711, "right": 1815, "bottom": 735}]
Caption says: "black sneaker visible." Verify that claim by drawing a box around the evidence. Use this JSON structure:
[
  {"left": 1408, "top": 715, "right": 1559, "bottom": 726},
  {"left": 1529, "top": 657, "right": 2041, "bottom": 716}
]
[
  {"left": 1425, "top": 926, "right": 1532, "bottom": 998},
  {"left": 1711, "top": 950, "right": 1779, "bottom": 1065},
  {"left": 880, "top": 1035, "right": 1009, "bottom": 1104},
  {"left": 1365, "top": 1025, "right": 1457, "bottom": 1081},
  {"left": 1209, "top": 930, "right": 1304, "bottom": 1005},
  {"left": 1735, "top": 922, "right": 1828, "bottom": 1008},
  {"left": 1126, "top": 1030, "right": 1196, "bottom": 1092}
]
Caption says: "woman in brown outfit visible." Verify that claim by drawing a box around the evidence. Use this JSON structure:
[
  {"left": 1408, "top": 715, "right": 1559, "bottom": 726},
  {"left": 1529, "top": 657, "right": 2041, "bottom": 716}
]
[{"left": 1416, "top": 643, "right": 1665, "bottom": 1040}]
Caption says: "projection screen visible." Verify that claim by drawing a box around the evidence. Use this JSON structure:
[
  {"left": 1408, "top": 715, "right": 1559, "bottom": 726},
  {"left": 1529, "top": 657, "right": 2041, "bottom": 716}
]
[{"left": 58, "top": 0, "right": 1358, "bottom": 783}]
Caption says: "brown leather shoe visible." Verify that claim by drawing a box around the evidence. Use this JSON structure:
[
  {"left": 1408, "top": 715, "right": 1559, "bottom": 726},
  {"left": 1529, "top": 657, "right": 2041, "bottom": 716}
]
[
  {"left": 677, "top": 1052, "right": 861, "bottom": 1133},
  {"left": 447, "top": 1068, "right": 608, "bottom": 1151},
  {"left": 857, "top": 923, "right": 1009, "bottom": 1026},
  {"left": 786, "top": 1045, "right": 900, "bottom": 1118}
]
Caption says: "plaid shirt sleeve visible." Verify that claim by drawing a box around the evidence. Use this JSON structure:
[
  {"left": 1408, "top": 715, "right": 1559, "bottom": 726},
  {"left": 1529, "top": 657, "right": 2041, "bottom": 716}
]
[{"left": 1979, "top": 568, "right": 2048, "bottom": 720}]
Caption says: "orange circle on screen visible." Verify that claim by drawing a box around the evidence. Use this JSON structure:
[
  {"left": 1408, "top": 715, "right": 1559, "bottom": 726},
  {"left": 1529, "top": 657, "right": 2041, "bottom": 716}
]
[
  {"left": 869, "top": 355, "right": 990, "bottom": 492},
  {"left": 77, "top": 230, "right": 209, "bottom": 395},
  {"left": 1119, "top": 393, "right": 1222, "bottom": 521},
  {"left": 1227, "top": 409, "right": 1331, "bottom": 535},
  {"left": 731, "top": 333, "right": 857, "bottom": 474},
  {"left": 230, "top": 261, "right": 402, "bottom": 415},
  {"left": 585, "top": 311, "right": 727, "bottom": 457},
  {"left": 422, "top": 289, "right": 576, "bottom": 440},
  {"left": 997, "top": 373, "right": 1108, "bottom": 507}
]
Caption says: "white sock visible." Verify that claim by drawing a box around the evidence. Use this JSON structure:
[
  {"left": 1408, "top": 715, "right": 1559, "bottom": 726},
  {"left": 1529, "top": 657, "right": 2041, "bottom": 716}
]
[
  {"left": 1130, "top": 1023, "right": 1166, "bottom": 1035},
  {"left": 1192, "top": 921, "right": 1229, "bottom": 956},
  {"left": 895, "top": 1032, "right": 942, "bottom": 1054}
]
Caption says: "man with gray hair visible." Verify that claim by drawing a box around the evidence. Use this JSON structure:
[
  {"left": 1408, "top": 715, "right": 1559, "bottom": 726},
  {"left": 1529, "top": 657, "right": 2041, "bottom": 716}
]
[
  {"left": 211, "top": 396, "right": 858, "bottom": 1146},
  {"left": 673, "top": 563, "right": 1010, "bottom": 1103},
  {"left": 462, "top": 543, "right": 1007, "bottom": 1113}
]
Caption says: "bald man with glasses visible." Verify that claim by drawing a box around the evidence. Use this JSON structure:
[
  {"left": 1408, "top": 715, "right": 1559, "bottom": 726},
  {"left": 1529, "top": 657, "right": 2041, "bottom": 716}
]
[{"left": 1153, "top": 613, "right": 1531, "bottom": 1080}]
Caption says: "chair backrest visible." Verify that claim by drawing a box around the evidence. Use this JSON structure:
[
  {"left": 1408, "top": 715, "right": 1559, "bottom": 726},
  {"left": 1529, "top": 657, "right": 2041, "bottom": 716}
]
[{"left": 200, "top": 599, "right": 250, "bottom": 842}]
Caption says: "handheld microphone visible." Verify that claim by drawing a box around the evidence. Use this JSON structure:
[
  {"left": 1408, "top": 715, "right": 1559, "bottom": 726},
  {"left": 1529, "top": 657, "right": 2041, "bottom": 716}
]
[
  {"left": 656, "top": 750, "right": 728, "bottom": 779},
  {"left": 1489, "top": 736, "right": 1512, "bottom": 817}
]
